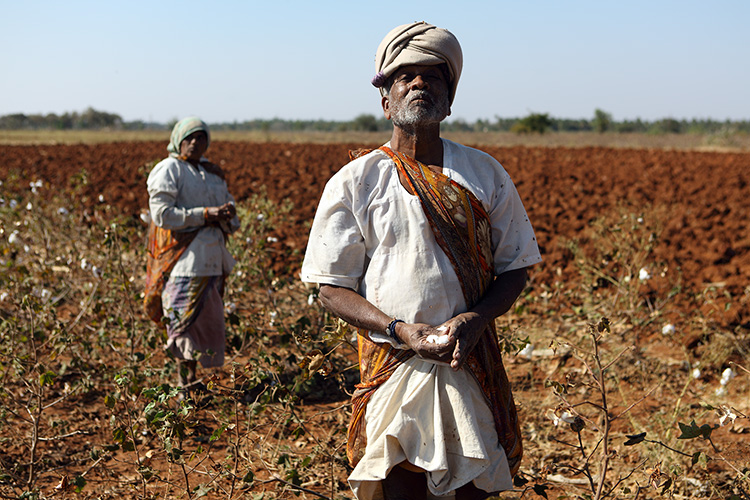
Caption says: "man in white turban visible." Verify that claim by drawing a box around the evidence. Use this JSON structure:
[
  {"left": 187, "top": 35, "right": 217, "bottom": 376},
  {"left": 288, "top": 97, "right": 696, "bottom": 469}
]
[{"left": 301, "top": 22, "right": 541, "bottom": 500}]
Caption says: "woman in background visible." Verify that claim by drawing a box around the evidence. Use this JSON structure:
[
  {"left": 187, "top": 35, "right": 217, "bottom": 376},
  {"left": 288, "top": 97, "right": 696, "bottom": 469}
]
[{"left": 144, "top": 117, "right": 240, "bottom": 398}]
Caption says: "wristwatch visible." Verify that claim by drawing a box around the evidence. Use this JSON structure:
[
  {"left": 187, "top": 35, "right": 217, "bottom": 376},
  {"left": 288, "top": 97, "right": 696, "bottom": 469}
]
[{"left": 386, "top": 319, "right": 405, "bottom": 345}]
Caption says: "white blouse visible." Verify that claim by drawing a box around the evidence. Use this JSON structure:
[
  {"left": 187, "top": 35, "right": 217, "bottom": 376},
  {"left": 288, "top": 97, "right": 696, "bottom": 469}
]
[{"left": 147, "top": 157, "right": 240, "bottom": 277}]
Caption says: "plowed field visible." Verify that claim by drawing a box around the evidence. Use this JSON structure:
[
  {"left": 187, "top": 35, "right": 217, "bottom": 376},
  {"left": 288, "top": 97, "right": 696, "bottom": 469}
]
[
  {"left": 6, "top": 141, "right": 750, "bottom": 327},
  {"left": 2, "top": 141, "right": 749, "bottom": 499}
]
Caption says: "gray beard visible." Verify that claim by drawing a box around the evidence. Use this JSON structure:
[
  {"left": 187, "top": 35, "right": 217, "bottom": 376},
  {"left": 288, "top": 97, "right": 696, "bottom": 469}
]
[{"left": 390, "top": 91, "right": 450, "bottom": 131}]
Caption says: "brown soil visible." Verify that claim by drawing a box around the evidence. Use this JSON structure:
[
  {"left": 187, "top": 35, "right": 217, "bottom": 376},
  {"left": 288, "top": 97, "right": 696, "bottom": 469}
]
[
  {"left": 2, "top": 141, "right": 750, "bottom": 499},
  {"left": 6, "top": 141, "right": 750, "bottom": 327}
]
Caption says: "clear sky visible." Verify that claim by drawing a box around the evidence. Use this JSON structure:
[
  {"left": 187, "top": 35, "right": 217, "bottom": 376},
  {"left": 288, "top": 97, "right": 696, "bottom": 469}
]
[{"left": 2, "top": 0, "right": 748, "bottom": 124}]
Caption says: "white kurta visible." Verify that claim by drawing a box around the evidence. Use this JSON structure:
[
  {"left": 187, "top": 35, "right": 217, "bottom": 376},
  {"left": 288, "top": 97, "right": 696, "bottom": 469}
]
[
  {"left": 147, "top": 157, "right": 240, "bottom": 277},
  {"left": 300, "top": 139, "right": 542, "bottom": 499}
]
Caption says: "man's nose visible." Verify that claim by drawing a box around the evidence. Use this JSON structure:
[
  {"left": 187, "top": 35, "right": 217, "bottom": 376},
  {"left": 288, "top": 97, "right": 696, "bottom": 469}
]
[{"left": 410, "top": 74, "right": 428, "bottom": 89}]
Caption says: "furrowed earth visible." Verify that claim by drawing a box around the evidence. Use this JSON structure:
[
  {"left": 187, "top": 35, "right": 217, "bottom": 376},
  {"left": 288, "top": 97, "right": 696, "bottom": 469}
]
[{"left": 1, "top": 140, "right": 749, "bottom": 499}]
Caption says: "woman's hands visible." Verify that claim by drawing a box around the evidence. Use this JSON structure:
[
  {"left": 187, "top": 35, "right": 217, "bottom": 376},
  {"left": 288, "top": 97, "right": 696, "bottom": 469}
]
[{"left": 204, "top": 202, "right": 236, "bottom": 223}]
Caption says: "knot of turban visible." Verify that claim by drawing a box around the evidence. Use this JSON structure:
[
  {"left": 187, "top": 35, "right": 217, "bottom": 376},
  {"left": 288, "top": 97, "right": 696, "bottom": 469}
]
[
  {"left": 167, "top": 117, "right": 211, "bottom": 157},
  {"left": 373, "top": 21, "right": 463, "bottom": 105}
]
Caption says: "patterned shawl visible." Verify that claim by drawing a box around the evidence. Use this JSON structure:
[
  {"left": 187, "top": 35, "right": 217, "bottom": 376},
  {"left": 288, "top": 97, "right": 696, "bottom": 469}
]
[
  {"left": 143, "top": 223, "right": 199, "bottom": 325},
  {"left": 346, "top": 147, "right": 523, "bottom": 476}
]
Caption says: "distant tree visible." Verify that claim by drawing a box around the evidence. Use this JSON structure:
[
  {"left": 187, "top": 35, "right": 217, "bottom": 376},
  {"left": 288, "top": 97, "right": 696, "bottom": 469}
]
[
  {"left": 616, "top": 118, "right": 647, "bottom": 133},
  {"left": 351, "top": 114, "right": 379, "bottom": 132},
  {"left": 652, "top": 118, "right": 682, "bottom": 134},
  {"left": 593, "top": 109, "right": 612, "bottom": 133},
  {"left": 493, "top": 116, "right": 518, "bottom": 132},
  {"left": 512, "top": 113, "right": 552, "bottom": 134}
]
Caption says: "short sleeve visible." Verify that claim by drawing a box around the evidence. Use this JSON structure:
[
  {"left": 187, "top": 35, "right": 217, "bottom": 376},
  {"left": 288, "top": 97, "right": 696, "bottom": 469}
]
[
  {"left": 489, "top": 170, "right": 542, "bottom": 274},
  {"left": 300, "top": 170, "right": 368, "bottom": 290}
]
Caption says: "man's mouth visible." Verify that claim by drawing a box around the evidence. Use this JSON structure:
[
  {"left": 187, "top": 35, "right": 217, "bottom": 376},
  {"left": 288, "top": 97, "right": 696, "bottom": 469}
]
[{"left": 409, "top": 91, "right": 432, "bottom": 105}]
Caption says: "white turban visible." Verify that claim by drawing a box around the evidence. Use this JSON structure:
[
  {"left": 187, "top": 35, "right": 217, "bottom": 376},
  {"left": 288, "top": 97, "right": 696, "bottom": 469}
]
[{"left": 372, "top": 22, "right": 463, "bottom": 104}]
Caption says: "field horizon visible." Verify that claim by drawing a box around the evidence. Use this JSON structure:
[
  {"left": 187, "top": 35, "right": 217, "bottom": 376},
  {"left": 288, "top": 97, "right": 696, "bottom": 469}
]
[{"left": 2, "top": 129, "right": 750, "bottom": 152}]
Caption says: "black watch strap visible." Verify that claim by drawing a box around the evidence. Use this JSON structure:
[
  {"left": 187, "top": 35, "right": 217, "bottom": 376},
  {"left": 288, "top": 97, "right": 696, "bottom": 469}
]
[{"left": 386, "top": 319, "right": 405, "bottom": 345}]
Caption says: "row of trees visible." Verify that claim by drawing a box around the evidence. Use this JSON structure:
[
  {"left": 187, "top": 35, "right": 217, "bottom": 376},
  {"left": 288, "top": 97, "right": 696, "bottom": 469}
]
[{"left": 1, "top": 107, "right": 748, "bottom": 135}]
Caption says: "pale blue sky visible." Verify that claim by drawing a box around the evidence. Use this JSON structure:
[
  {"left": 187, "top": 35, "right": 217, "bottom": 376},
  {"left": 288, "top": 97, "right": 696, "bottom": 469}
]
[{"left": 2, "top": 0, "right": 748, "bottom": 124}]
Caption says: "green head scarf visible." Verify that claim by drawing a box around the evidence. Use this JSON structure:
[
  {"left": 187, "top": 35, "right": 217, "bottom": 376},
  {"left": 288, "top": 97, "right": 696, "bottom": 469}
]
[{"left": 167, "top": 117, "right": 211, "bottom": 157}]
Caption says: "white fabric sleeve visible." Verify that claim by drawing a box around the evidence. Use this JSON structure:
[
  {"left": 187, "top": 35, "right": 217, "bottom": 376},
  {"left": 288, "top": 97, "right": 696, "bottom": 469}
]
[
  {"left": 489, "top": 169, "right": 543, "bottom": 275},
  {"left": 148, "top": 163, "right": 205, "bottom": 230},
  {"left": 300, "top": 170, "right": 367, "bottom": 290}
]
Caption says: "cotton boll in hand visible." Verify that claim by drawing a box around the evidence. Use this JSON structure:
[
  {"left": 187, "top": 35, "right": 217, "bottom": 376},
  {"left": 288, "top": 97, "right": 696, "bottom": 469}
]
[{"left": 426, "top": 334, "right": 450, "bottom": 345}]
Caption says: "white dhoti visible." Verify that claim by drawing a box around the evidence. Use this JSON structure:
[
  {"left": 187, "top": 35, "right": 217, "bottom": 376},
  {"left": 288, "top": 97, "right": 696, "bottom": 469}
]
[{"left": 349, "top": 357, "right": 513, "bottom": 500}]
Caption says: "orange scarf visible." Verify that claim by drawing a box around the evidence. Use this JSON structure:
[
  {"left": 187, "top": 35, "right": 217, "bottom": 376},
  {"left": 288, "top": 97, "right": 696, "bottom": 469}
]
[{"left": 143, "top": 223, "right": 198, "bottom": 325}]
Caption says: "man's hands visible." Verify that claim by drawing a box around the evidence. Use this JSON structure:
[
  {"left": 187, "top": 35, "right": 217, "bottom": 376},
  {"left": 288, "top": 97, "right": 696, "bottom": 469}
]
[
  {"left": 318, "top": 267, "right": 530, "bottom": 372},
  {"left": 393, "top": 322, "right": 455, "bottom": 364},
  {"left": 395, "top": 312, "right": 488, "bottom": 371},
  {"left": 205, "top": 202, "right": 236, "bottom": 223}
]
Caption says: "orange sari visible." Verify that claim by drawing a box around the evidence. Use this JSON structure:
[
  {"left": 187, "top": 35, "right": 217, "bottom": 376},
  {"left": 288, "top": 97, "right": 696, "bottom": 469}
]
[{"left": 346, "top": 147, "right": 523, "bottom": 475}]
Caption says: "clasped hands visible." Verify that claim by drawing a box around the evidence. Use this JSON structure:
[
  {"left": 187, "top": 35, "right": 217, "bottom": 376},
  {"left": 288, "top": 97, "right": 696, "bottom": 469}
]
[
  {"left": 394, "top": 312, "right": 488, "bottom": 371},
  {"left": 205, "top": 202, "right": 236, "bottom": 223}
]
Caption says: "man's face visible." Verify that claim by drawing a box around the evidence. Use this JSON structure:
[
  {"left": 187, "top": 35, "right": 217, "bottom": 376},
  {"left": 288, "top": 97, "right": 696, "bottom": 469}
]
[
  {"left": 179, "top": 131, "right": 208, "bottom": 162},
  {"left": 383, "top": 64, "right": 451, "bottom": 129}
]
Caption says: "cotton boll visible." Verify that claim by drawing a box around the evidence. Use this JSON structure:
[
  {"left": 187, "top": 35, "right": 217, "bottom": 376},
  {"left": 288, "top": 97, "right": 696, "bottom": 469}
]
[
  {"left": 661, "top": 324, "right": 675, "bottom": 335},
  {"left": 8, "top": 230, "right": 20, "bottom": 245},
  {"left": 720, "top": 368, "right": 735, "bottom": 386},
  {"left": 518, "top": 343, "right": 534, "bottom": 358},
  {"left": 426, "top": 334, "right": 449, "bottom": 345},
  {"left": 560, "top": 411, "right": 576, "bottom": 424},
  {"left": 638, "top": 268, "right": 651, "bottom": 281}
]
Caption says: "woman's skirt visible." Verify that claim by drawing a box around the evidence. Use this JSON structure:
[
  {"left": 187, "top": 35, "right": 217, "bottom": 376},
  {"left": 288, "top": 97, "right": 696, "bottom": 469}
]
[{"left": 162, "top": 275, "right": 225, "bottom": 368}]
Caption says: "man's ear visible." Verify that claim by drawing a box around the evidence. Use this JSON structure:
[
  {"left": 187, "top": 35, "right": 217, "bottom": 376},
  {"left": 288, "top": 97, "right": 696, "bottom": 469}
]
[{"left": 381, "top": 94, "right": 391, "bottom": 120}]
